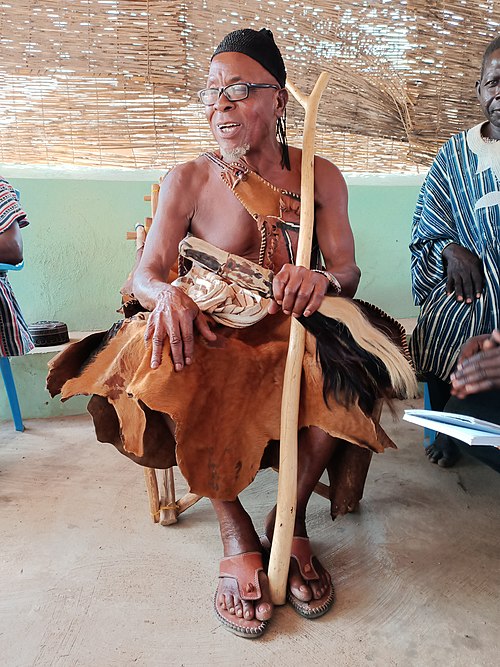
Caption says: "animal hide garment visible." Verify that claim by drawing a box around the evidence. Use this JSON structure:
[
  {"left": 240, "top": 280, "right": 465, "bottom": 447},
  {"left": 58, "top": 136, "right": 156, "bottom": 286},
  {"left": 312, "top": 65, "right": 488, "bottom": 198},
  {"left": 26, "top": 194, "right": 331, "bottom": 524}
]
[{"left": 47, "top": 298, "right": 416, "bottom": 501}]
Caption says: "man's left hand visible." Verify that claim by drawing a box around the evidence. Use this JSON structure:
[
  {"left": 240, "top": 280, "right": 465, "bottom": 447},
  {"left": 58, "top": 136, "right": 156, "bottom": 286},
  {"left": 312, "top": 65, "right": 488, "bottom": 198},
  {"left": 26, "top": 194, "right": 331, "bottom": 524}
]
[
  {"left": 269, "top": 264, "right": 330, "bottom": 318},
  {"left": 451, "top": 329, "right": 500, "bottom": 397}
]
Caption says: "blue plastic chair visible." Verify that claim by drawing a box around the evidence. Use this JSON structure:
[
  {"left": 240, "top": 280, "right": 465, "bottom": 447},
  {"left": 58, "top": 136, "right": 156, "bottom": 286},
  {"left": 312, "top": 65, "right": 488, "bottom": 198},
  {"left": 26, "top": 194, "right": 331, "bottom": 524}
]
[
  {"left": 423, "top": 382, "right": 436, "bottom": 447},
  {"left": 0, "top": 260, "right": 25, "bottom": 432}
]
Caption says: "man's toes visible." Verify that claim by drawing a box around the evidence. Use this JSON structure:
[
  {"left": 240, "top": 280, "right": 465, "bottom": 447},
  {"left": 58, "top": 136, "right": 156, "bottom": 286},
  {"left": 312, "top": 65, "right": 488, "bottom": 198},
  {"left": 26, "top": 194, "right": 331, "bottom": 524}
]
[
  {"left": 255, "top": 601, "right": 273, "bottom": 621},
  {"left": 255, "top": 572, "right": 274, "bottom": 621},
  {"left": 425, "top": 446, "right": 441, "bottom": 463},
  {"left": 312, "top": 581, "right": 326, "bottom": 599},
  {"left": 438, "top": 453, "right": 460, "bottom": 468},
  {"left": 310, "top": 578, "right": 325, "bottom": 600},
  {"left": 289, "top": 572, "right": 313, "bottom": 602},
  {"left": 233, "top": 602, "right": 243, "bottom": 618},
  {"left": 311, "top": 570, "right": 330, "bottom": 599},
  {"left": 437, "top": 442, "right": 460, "bottom": 467},
  {"left": 222, "top": 593, "right": 236, "bottom": 614},
  {"left": 241, "top": 599, "right": 255, "bottom": 621}
]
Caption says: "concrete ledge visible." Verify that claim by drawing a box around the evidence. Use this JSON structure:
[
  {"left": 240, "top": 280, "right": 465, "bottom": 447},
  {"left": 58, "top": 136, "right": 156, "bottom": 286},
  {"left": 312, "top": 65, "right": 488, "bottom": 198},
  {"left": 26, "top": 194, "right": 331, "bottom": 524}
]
[
  {"left": 28, "top": 331, "right": 98, "bottom": 356},
  {"left": 2, "top": 319, "right": 418, "bottom": 423},
  {"left": 1, "top": 331, "right": 98, "bottom": 422}
]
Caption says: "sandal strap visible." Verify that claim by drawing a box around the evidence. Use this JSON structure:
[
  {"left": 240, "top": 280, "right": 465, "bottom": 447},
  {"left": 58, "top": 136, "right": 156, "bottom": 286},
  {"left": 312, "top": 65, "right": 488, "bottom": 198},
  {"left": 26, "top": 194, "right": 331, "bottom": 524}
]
[
  {"left": 219, "top": 551, "right": 263, "bottom": 601},
  {"left": 290, "top": 537, "right": 320, "bottom": 581}
]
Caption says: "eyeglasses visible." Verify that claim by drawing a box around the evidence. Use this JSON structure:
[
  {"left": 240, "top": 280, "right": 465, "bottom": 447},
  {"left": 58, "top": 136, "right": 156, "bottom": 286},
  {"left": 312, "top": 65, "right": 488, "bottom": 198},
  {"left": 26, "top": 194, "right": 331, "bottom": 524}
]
[{"left": 198, "top": 82, "right": 280, "bottom": 106}]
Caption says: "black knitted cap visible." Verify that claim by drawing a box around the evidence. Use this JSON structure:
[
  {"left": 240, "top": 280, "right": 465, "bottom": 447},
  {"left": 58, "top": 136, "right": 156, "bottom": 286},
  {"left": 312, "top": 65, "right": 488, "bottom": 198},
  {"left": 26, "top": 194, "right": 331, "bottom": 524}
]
[{"left": 212, "top": 28, "right": 286, "bottom": 87}]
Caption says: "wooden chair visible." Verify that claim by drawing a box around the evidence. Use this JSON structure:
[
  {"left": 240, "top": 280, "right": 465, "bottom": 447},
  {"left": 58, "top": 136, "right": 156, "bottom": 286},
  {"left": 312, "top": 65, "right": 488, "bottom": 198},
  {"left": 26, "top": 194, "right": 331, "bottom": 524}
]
[
  {"left": 126, "top": 183, "right": 202, "bottom": 526},
  {"left": 126, "top": 185, "right": 383, "bottom": 526}
]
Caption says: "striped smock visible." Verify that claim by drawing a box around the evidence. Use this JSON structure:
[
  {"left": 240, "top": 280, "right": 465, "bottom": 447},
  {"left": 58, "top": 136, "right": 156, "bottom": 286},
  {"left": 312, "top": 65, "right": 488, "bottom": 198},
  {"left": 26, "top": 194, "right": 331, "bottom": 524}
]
[
  {"left": 0, "top": 177, "right": 34, "bottom": 356},
  {"left": 410, "top": 123, "right": 500, "bottom": 380}
]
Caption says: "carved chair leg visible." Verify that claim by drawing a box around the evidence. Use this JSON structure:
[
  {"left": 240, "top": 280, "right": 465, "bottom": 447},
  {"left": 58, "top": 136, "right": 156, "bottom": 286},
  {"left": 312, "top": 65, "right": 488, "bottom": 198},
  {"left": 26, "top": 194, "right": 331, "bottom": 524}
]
[
  {"left": 326, "top": 444, "right": 373, "bottom": 518},
  {"left": 144, "top": 467, "right": 160, "bottom": 523},
  {"left": 160, "top": 467, "right": 179, "bottom": 526},
  {"left": 324, "top": 400, "right": 383, "bottom": 519},
  {"left": 144, "top": 460, "right": 204, "bottom": 526},
  {"left": 157, "top": 466, "right": 203, "bottom": 526},
  {"left": 177, "top": 492, "right": 203, "bottom": 515}
]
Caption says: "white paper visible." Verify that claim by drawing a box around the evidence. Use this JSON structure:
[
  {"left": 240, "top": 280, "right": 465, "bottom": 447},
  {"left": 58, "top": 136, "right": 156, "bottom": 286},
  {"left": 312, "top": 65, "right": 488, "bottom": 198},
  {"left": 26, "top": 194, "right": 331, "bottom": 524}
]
[{"left": 403, "top": 410, "right": 500, "bottom": 447}]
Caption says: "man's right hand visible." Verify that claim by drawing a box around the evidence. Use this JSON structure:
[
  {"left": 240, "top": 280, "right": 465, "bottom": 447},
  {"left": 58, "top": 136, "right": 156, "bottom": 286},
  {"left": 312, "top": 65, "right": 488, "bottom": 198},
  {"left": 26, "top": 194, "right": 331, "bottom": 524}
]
[
  {"left": 144, "top": 286, "right": 216, "bottom": 370},
  {"left": 451, "top": 329, "right": 500, "bottom": 397},
  {"left": 442, "top": 243, "right": 483, "bottom": 303}
]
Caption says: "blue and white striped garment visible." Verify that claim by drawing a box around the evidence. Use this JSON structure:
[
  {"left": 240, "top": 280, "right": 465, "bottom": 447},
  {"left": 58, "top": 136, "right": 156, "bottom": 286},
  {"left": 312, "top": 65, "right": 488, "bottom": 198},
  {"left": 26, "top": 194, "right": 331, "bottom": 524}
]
[
  {"left": 0, "top": 177, "right": 34, "bottom": 357},
  {"left": 410, "top": 122, "right": 500, "bottom": 380}
]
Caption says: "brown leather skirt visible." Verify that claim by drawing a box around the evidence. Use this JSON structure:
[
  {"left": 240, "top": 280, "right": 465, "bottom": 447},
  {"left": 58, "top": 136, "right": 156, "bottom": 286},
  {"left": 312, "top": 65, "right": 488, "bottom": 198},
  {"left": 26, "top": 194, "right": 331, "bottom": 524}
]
[{"left": 47, "top": 307, "right": 403, "bottom": 501}]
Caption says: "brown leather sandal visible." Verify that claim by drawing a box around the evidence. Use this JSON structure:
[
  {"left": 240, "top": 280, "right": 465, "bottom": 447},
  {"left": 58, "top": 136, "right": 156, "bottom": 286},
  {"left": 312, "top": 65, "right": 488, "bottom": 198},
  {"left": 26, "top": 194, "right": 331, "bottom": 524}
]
[
  {"left": 214, "top": 551, "right": 270, "bottom": 639},
  {"left": 287, "top": 536, "right": 335, "bottom": 619}
]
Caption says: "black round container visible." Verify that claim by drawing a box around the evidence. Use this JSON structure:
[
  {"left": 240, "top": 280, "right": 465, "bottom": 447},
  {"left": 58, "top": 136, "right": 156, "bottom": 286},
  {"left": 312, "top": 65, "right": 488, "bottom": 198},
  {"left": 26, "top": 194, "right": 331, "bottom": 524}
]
[{"left": 28, "top": 320, "right": 69, "bottom": 347}]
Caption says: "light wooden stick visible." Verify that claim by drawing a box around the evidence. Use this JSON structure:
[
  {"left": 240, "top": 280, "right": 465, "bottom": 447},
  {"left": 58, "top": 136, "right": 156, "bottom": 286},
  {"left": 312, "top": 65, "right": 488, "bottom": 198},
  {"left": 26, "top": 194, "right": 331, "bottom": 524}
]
[{"left": 268, "top": 72, "right": 330, "bottom": 605}]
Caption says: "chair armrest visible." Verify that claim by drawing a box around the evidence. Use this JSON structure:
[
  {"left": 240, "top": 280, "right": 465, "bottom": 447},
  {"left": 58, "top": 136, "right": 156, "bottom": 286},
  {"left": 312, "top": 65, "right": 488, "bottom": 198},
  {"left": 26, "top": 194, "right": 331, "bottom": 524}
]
[{"left": 0, "top": 260, "right": 24, "bottom": 271}]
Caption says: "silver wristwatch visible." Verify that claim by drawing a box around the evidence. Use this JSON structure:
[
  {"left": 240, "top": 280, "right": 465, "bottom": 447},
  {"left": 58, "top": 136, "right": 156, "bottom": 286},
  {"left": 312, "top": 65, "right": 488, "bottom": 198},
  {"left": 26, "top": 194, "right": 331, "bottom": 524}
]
[{"left": 312, "top": 269, "right": 342, "bottom": 295}]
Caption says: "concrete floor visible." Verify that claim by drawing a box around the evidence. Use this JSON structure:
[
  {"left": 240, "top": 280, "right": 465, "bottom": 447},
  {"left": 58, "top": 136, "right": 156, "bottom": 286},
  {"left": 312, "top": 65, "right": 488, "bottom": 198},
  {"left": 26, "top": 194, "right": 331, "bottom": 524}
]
[{"left": 1, "top": 398, "right": 499, "bottom": 667}]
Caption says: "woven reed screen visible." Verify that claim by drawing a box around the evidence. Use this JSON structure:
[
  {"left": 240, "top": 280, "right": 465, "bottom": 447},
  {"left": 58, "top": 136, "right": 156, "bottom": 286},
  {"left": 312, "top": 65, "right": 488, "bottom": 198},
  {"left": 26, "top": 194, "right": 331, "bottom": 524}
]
[{"left": 0, "top": 1, "right": 498, "bottom": 171}]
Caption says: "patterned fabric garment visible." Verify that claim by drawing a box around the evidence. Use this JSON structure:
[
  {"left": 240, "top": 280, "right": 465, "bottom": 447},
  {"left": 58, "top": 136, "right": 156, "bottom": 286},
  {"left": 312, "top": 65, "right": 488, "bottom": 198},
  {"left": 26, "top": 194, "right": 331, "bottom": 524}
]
[
  {"left": 0, "top": 177, "right": 34, "bottom": 356},
  {"left": 410, "top": 123, "right": 500, "bottom": 380}
]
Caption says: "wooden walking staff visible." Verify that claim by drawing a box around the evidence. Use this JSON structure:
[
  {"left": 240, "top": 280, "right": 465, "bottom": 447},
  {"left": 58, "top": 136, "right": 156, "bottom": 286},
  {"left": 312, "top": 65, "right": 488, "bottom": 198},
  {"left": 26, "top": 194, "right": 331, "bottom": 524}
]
[{"left": 268, "top": 72, "right": 331, "bottom": 605}]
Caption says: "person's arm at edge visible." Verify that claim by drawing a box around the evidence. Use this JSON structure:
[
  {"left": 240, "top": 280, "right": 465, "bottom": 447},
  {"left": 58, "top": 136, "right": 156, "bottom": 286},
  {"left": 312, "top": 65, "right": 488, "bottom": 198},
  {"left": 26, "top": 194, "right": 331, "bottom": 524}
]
[
  {"left": 0, "top": 221, "right": 23, "bottom": 266},
  {"left": 410, "top": 140, "right": 482, "bottom": 304}
]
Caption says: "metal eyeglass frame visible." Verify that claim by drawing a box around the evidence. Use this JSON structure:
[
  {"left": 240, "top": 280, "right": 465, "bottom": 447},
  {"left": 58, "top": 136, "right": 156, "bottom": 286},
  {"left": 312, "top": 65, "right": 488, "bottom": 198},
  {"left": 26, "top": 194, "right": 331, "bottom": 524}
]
[{"left": 198, "top": 82, "right": 280, "bottom": 106}]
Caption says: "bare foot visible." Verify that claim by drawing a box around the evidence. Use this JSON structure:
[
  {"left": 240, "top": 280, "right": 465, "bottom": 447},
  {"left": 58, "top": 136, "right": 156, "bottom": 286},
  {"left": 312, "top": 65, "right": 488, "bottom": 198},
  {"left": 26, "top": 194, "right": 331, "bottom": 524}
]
[{"left": 425, "top": 435, "right": 461, "bottom": 468}]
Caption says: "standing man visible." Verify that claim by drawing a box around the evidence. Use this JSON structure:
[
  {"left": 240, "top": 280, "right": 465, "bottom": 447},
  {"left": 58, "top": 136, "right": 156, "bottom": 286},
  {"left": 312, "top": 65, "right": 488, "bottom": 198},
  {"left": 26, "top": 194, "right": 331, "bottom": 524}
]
[{"left": 410, "top": 35, "right": 500, "bottom": 468}]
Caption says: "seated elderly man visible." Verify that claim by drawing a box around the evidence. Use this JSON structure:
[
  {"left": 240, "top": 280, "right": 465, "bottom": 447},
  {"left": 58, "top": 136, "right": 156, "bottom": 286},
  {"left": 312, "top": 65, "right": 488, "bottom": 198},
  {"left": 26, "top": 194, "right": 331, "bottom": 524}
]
[
  {"left": 410, "top": 35, "right": 500, "bottom": 468},
  {"left": 49, "top": 28, "right": 415, "bottom": 638}
]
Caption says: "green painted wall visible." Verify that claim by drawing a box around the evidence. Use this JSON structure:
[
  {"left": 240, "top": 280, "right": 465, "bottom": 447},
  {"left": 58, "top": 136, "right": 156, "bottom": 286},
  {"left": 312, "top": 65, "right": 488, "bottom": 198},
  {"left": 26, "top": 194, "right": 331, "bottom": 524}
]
[
  {"left": 1, "top": 352, "right": 89, "bottom": 421},
  {"left": 349, "top": 183, "right": 421, "bottom": 316},
  {"left": 7, "top": 176, "right": 155, "bottom": 331},
  {"left": 0, "top": 170, "right": 423, "bottom": 423}
]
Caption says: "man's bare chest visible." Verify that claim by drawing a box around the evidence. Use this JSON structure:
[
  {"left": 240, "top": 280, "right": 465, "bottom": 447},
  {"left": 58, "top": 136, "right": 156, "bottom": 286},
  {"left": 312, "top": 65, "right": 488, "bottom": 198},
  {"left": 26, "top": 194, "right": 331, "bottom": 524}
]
[{"left": 189, "top": 178, "right": 263, "bottom": 261}]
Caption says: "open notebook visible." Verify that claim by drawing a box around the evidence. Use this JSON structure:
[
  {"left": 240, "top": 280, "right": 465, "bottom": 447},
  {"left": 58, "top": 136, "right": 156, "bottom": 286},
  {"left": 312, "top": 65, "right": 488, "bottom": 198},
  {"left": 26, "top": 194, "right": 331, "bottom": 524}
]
[{"left": 403, "top": 409, "right": 500, "bottom": 447}]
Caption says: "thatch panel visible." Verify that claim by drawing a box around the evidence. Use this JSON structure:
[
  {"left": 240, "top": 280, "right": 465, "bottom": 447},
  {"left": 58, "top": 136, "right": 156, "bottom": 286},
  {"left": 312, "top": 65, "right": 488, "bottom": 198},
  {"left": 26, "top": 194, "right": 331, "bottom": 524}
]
[
  {"left": 404, "top": 0, "right": 494, "bottom": 161},
  {"left": 0, "top": 1, "right": 498, "bottom": 170}
]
